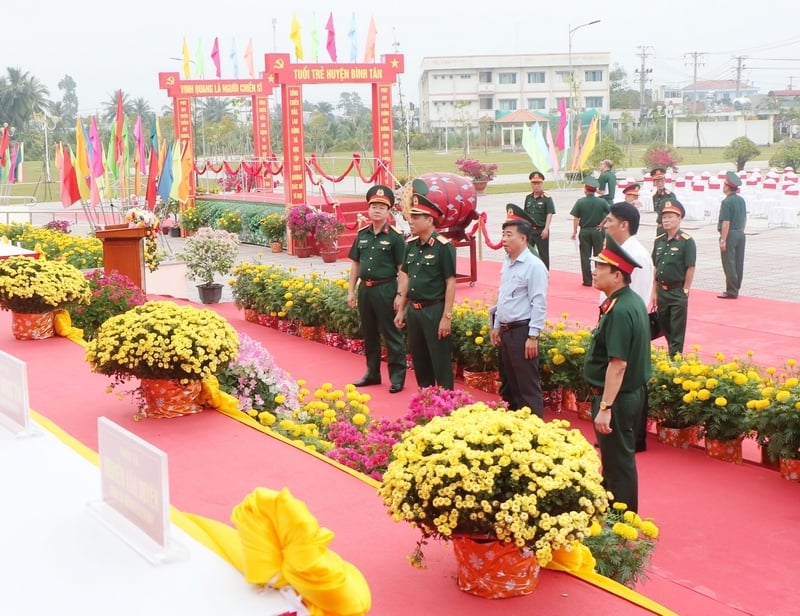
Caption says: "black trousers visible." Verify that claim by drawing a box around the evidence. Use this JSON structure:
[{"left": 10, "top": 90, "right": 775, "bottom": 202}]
[
  {"left": 499, "top": 326, "right": 543, "bottom": 416},
  {"left": 593, "top": 389, "right": 640, "bottom": 512}
]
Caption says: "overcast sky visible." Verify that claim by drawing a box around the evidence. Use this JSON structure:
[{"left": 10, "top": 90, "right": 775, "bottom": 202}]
[{"left": 5, "top": 0, "right": 800, "bottom": 117}]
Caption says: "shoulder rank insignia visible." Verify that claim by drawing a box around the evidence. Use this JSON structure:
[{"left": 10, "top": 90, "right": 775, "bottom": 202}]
[
  {"left": 406, "top": 235, "right": 418, "bottom": 243},
  {"left": 435, "top": 235, "right": 451, "bottom": 244},
  {"left": 358, "top": 222, "right": 371, "bottom": 231},
  {"left": 541, "top": 191, "right": 550, "bottom": 198},
  {"left": 680, "top": 232, "right": 692, "bottom": 240},
  {"left": 655, "top": 232, "right": 666, "bottom": 240}
]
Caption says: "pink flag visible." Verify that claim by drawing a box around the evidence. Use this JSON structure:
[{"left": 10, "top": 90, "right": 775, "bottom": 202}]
[
  {"left": 88, "top": 116, "right": 105, "bottom": 178},
  {"left": 557, "top": 98, "right": 568, "bottom": 151},
  {"left": 59, "top": 144, "right": 82, "bottom": 208},
  {"left": 133, "top": 115, "right": 146, "bottom": 174},
  {"left": 363, "top": 15, "right": 377, "bottom": 62},
  {"left": 325, "top": 12, "right": 337, "bottom": 61},
  {"left": 211, "top": 37, "right": 221, "bottom": 78},
  {"left": 545, "top": 122, "right": 560, "bottom": 176}
]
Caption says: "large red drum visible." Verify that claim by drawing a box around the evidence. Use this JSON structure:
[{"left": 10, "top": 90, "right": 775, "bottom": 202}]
[{"left": 406, "top": 173, "right": 479, "bottom": 230}]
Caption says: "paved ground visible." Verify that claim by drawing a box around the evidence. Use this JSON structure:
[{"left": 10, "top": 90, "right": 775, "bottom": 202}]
[{"left": 5, "top": 163, "right": 799, "bottom": 304}]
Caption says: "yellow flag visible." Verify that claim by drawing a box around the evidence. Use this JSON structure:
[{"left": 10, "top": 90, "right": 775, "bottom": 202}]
[
  {"left": 576, "top": 115, "right": 599, "bottom": 171},
  {"left": 290, "top": 13, "right": 304, "bottom": 60},
  {"left": 182, "top": 37, "right": 191, "bottom": 78}
]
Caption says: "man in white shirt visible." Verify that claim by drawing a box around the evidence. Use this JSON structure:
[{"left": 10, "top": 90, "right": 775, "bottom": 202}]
[{"left": 602, "top": 202, "right": 654, "bottom": 452}]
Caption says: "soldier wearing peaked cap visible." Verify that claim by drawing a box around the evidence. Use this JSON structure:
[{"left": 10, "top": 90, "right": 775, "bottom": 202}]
[
  {"left": 651, "top": 167, "right": 683, "bottom": 236},
  {"left": 523, "top": 171, "right": 556, "bottom": 269},
  {"left": 394, "top": 178, "right": 457, "bottom": 389},
  {"left": 717, "top": 171, "right": 747, "bottom": 299},
  {"left": 652, "top": 201, "right": 696, "bottom": 357},
  {"left": 584, "top": 232, "right": 651, "bottom": 513},
  {"left": 347, "top": 184, "right": 407, "bottom": 393},
  {"left": 623, "top": 183, "right": 642, "bottom": 209},
  {"left": 570, "top": 176, "right": 610, "bottom": 286}
]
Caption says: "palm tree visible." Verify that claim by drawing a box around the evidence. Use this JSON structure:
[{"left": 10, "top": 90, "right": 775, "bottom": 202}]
[
  {"left": 100, "top": 90, "right": 134, "bottom": 123},
  {"left": 131, "top": 97, "right": 152, "bottom": 117},
  {"left": 197, "top": 98, "right": 234, "bottom": 123},
  {"left": 0, "top": 67, "right": 52, "bottom": 130}
]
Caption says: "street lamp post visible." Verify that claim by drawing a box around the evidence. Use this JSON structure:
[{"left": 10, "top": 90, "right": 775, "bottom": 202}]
[{"left": 567, "top": 19, "right": 600, "bottom": 175}]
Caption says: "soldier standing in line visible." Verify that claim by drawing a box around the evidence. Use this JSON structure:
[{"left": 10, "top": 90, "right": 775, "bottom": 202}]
[
  {"left": 394, "top": 179, "right": 457, "bottom": 389},
  {"left": 623, "top": 183, "right": 642, "bottom": 209},
  {"left": 651, "top": 167, "right": 681, "bottom": 236},
  {"left": 347, "top": 184, "right": 407, "bottom": 393},
  {"left": 597, "top": 159, "right": 617, "bottom": 205},
  {"left": 717, "top": 171, "right": 747, "bottom": 300},
  {"left": 652, "top": 202, "right": 696, "bottom": 357},
  {"left": 570, "top": 177, "right": 610, "bottom": 287},
  {"left": 523, "top": 171, "right": 555, "bottom": 269}
]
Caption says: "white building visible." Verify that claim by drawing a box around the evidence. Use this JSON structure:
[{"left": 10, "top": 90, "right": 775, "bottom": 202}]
[{"left": 418, "top": 52, "right": 610, "bottom": 133}]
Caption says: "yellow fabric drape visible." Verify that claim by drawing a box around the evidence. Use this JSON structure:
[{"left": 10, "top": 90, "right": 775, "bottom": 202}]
[
  {"left": 546, "top": 544, "right": 678, "bottom": 616},
  {"left": 53, "top": 309, "right": 87, "bottom": 346}
]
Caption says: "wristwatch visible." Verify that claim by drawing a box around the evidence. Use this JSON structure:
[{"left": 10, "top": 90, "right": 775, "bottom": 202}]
[
  {"left": 527, "top": 335, "right": 538, "bottom": 341},
  {"left": 599, "top": 401, "right": 612, "bottom": 411}
]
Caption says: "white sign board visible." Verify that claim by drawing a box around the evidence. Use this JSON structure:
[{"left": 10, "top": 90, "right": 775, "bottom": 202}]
[
  {"left": 0, "top": 351, "right": 30, "bottom": 434},
  {"left": 91, "top": 417, "right": 176, "bottom": 564}
]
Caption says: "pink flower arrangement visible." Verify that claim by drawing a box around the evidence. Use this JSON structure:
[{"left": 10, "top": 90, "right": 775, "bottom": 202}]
[
  {"left": 286, "top": 204, "right": 320, "bottom": 243},
  {"left": 455, "top": 158, "right": 498, "bottom": 182}
]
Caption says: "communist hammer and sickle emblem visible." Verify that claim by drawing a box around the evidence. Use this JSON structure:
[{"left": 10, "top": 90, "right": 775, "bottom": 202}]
[
  {"left": 166, "top": 76, "right": 175, "bottom": 85},
  {"left": 273, "top": 58, "right": 285, "bottom": 70}
]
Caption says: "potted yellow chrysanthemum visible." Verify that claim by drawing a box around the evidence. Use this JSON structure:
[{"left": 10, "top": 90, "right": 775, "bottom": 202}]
[
  {"left": 0, "top": 256, "right": 91, "bottom": 340},
  {"left": 85, "top": 300, "right": 239, "bottom": 419},
  {"left": 379, "top": 403, "right": 608, "bottom": 599}
]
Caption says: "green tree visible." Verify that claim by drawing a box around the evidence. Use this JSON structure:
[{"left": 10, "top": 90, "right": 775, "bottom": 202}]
[
  {"left": 724, "top": 136, "right": 761, "bottom": 172},
  {"left": 101, "top": 90, "right": 134, "bottom": 123},
  {"left": 198, "top": 97, "right": 234, "bottom": 123},
  {"left": 57, "top": 75, "right": 78, "bottom": 134},
  {"left": 0, "top": 67, "right": 52, "bottom": 130},
  {"left": 609, "top": 63, "right": 640, "bottom": 110},
  {"left": 588, "top": 137, "right": 625, "bottom": 169},
  {"left": 769, "top": 139, "right": 800, "bottom": 171}
]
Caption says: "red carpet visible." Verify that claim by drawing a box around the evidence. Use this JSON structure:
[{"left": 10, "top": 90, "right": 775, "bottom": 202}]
[{"left": 6, "top": 262, "right": 800, "bottom": 615}]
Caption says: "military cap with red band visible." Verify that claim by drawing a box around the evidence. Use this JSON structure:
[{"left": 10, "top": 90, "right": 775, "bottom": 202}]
[{"left": 591, "top": 233, "right": 642, "bottom": 275}]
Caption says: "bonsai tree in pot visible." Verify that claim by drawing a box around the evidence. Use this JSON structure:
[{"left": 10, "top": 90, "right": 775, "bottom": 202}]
[
  {"left": 176, "top": 227, "right": 240, "bottom": 304},
  {"left": 313, "top": 211, "right": 345, "bottom": 262}
]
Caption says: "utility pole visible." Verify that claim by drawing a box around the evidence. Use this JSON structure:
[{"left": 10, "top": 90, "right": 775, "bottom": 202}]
[
  {"left": 635, "top": 46, "right": 653, "bottom": 126},
  {"left": 392, "top": 28, "right": 411, "bottom": 182},
  {"left": 685, "top": 51, "right": 706, "bottom": 115},
  {"left": 734, "top": 56, "right": 747, "bottom": 98}
]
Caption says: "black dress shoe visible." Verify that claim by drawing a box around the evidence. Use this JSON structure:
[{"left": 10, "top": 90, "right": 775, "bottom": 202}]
[
  {"left": 389, "top": 383, "right": 404, "bottom": 394},
  {"left": 717, "top": 293, "right": 737, "bottom": 299},
  {"left": 353, "top": 377, "right": 381, "bottom": 387},
  {"left": 582, "top": 282, "right": 593, "bottom": 287}
]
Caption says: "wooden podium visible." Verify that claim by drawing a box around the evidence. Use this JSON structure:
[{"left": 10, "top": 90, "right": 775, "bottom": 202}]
[{"left": 95, "top": 225, "right": 147, "bottom": 291}]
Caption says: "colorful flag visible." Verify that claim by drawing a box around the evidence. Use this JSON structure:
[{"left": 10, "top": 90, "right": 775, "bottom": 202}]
[
  {"left": 105, "top": 122, "right": 118, "bottom": 183},
  {"left": 145, "top": 144, "right": 159, "bottom": 210},
  {"left": 0, "top": 125, "right": 9, "bottom": 167},
  {"left": 570, "top": 118, "right": 583, "bottom": 172},
  {"left": 169, "top": 140, "right": 183, "bottom": 202},
  {"left": 156, "top": 141, "right": 174, "bottom": 202},
  {"left": 533, "top": 122, "right": 552, "bottom": 172},
  {"left": 8, "top": 142, "right": 19, "bottom": 183},
  {"left": 310, "top": 13, "right": 320, "bottom": 62},
  {"left": 348, "top": 13, "right": 357, "bottom": 62},
  {"left": 363, "top": 15, "right": 377, "bottom": 62},
  {"left": 195, "top": 39, "right": 206, "bottom": 78},
  {"left": 557, "top": 98, "right": 567, "bottom": 151},
  {"left": 211, "top": 37, "right": 221, "bottom": 78},
  {"left": 114, "top": 90, "right": 125, "bottom": 162},
  {"left": 88, "top": 116, "right": 105, "bottom": 179},
  {"left": 243, "top": 38, "right": 254, "bottom": 78},
  {"left": 59, "top": 144, "right": 82, "bottom": 208},
  {"left": 576, "top": 115, "right": 598, "bottom": 171},
  {"left": 13, "top": 142, "right": 24, "bottom": 183},
  {"left": 74, "top": 118, "right": 90, "bottom": 200},
  {"left": 179, "top": 139, "right": 193, "bottom": 203},
  {"left": 133, "top": 115, "right": 146, "bottom": 174},
  {"left": 290, "top": 13, "right": 304, "bottom": 60},
  {"left": 182, "top": 37, "right": 191, "bottom": 78},
  {"left": 325, "top": 12, "right": 337, "bottom": 61},
  {"left": 230, "top": 37, "right": 239, "bottom": 78},
  {"left": 545, "top": 122, "right": 560, "bottom": 176}
]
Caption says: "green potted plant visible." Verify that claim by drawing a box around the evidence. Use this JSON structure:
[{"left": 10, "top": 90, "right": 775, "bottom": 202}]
[
  {"left": 179, "top": 206, "right": 206, "bottom": 234},
  {"left": 215, "top": 209, "right": 244, "bottom": 234},
  {"left": 176, "top": 227, "right": 240, "bottom": 304},
  {"left": 286, "top": 204, "right": 319, "bottom": 257},
  {"left": 70, "top": 270, "right": 147, "bottom": 340},
  {"left": 259, "top": 212, "right": 287, "bottom": 253},
  {"left": 379, "top": 403, "right": 608, "bottom": 598},
  {"left": 85, "top": 300, "right": 239, "bottom": 418},
  {"left": 753, "top": 374, "right": 800, "bottom": 480}
]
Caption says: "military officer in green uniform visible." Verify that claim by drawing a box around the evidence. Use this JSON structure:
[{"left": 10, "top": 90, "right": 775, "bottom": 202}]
[
  {"left": 652, "top": 201, "right": 696, "bottom": 357},
  {"left": 597, "top": 160, "right": 617, "bottom": 205},
  {"left": 394, "top": 178, "right": 457, "bottom": 389},
  {"left": 523, "top": 171, "right": 556, "bottom": 269},
  {"left": 570, "top": 177, "right": 610, "bottom": 286},
  {"left": 651, "top": 167, "right": 682, "bottom": 236},
  {"left": 717, "top": 171, "right": 747, "bottom": 299},
  {"left": 584, "top": 233, "right": 651, "bottom": 512},
  {"left": 347, "top": 184, "right": 407, "bottom": 393}
]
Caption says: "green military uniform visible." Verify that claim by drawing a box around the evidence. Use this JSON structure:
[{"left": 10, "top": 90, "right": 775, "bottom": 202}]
[
  {"left": 523, "top": 190, "right": 556, "bottom": 269},
  {"left": 653, "top": 227, "right": 696, "bottom": 357},
  {"left": 584, "top": 285, "right": 651, "bottom": 513},
  {"left": 652, "top": 189, "right": 682, "bottom": 235},
  {"left": 598, "top": 168, "right": 617, "bottom": 204},
  {"left": 348, "top": 221, "right": 407, "bottom": 387},
  {"left": 718, "top": 174, "right": 747, "bottom": 298},
  {"left": 402, "top": 231, "right": 457, "bottom": 389},
  {"left": 570, "top": 180, "right": 610, "bottom": 286}
]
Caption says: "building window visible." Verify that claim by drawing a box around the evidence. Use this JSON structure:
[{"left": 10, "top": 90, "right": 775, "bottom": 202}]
[
  {"left": 585, "top": 96, "right": 603, "bottom": 108},
  {"left": 460, "top": 74, "right": 471, "bottom": 79},
  {"left": 479, "top": 96, "right": 493, "bottom": 110},
  {"left": 479, "top": 71, "right": 492, "bottom": 83},
  {"left": 585, "top": 70, "right": 603, "bottom": 82},
  {"left": 556, "top": 96, "right": 571, "bottom": 108},
  {"left": 498, "top": 99, "right": 517, "bottom": 111},
  {"left": 527, "top": 72, "right": 545, "bottom": 84},
  {"left": 499, "top": 72, "right": 517, "bottom": 85},
  {"left": 556, "top": 71, "right": 571, "bottom": 83},
  {"left": 527, "top": 98, "right": 546, "bottom": 110}
]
